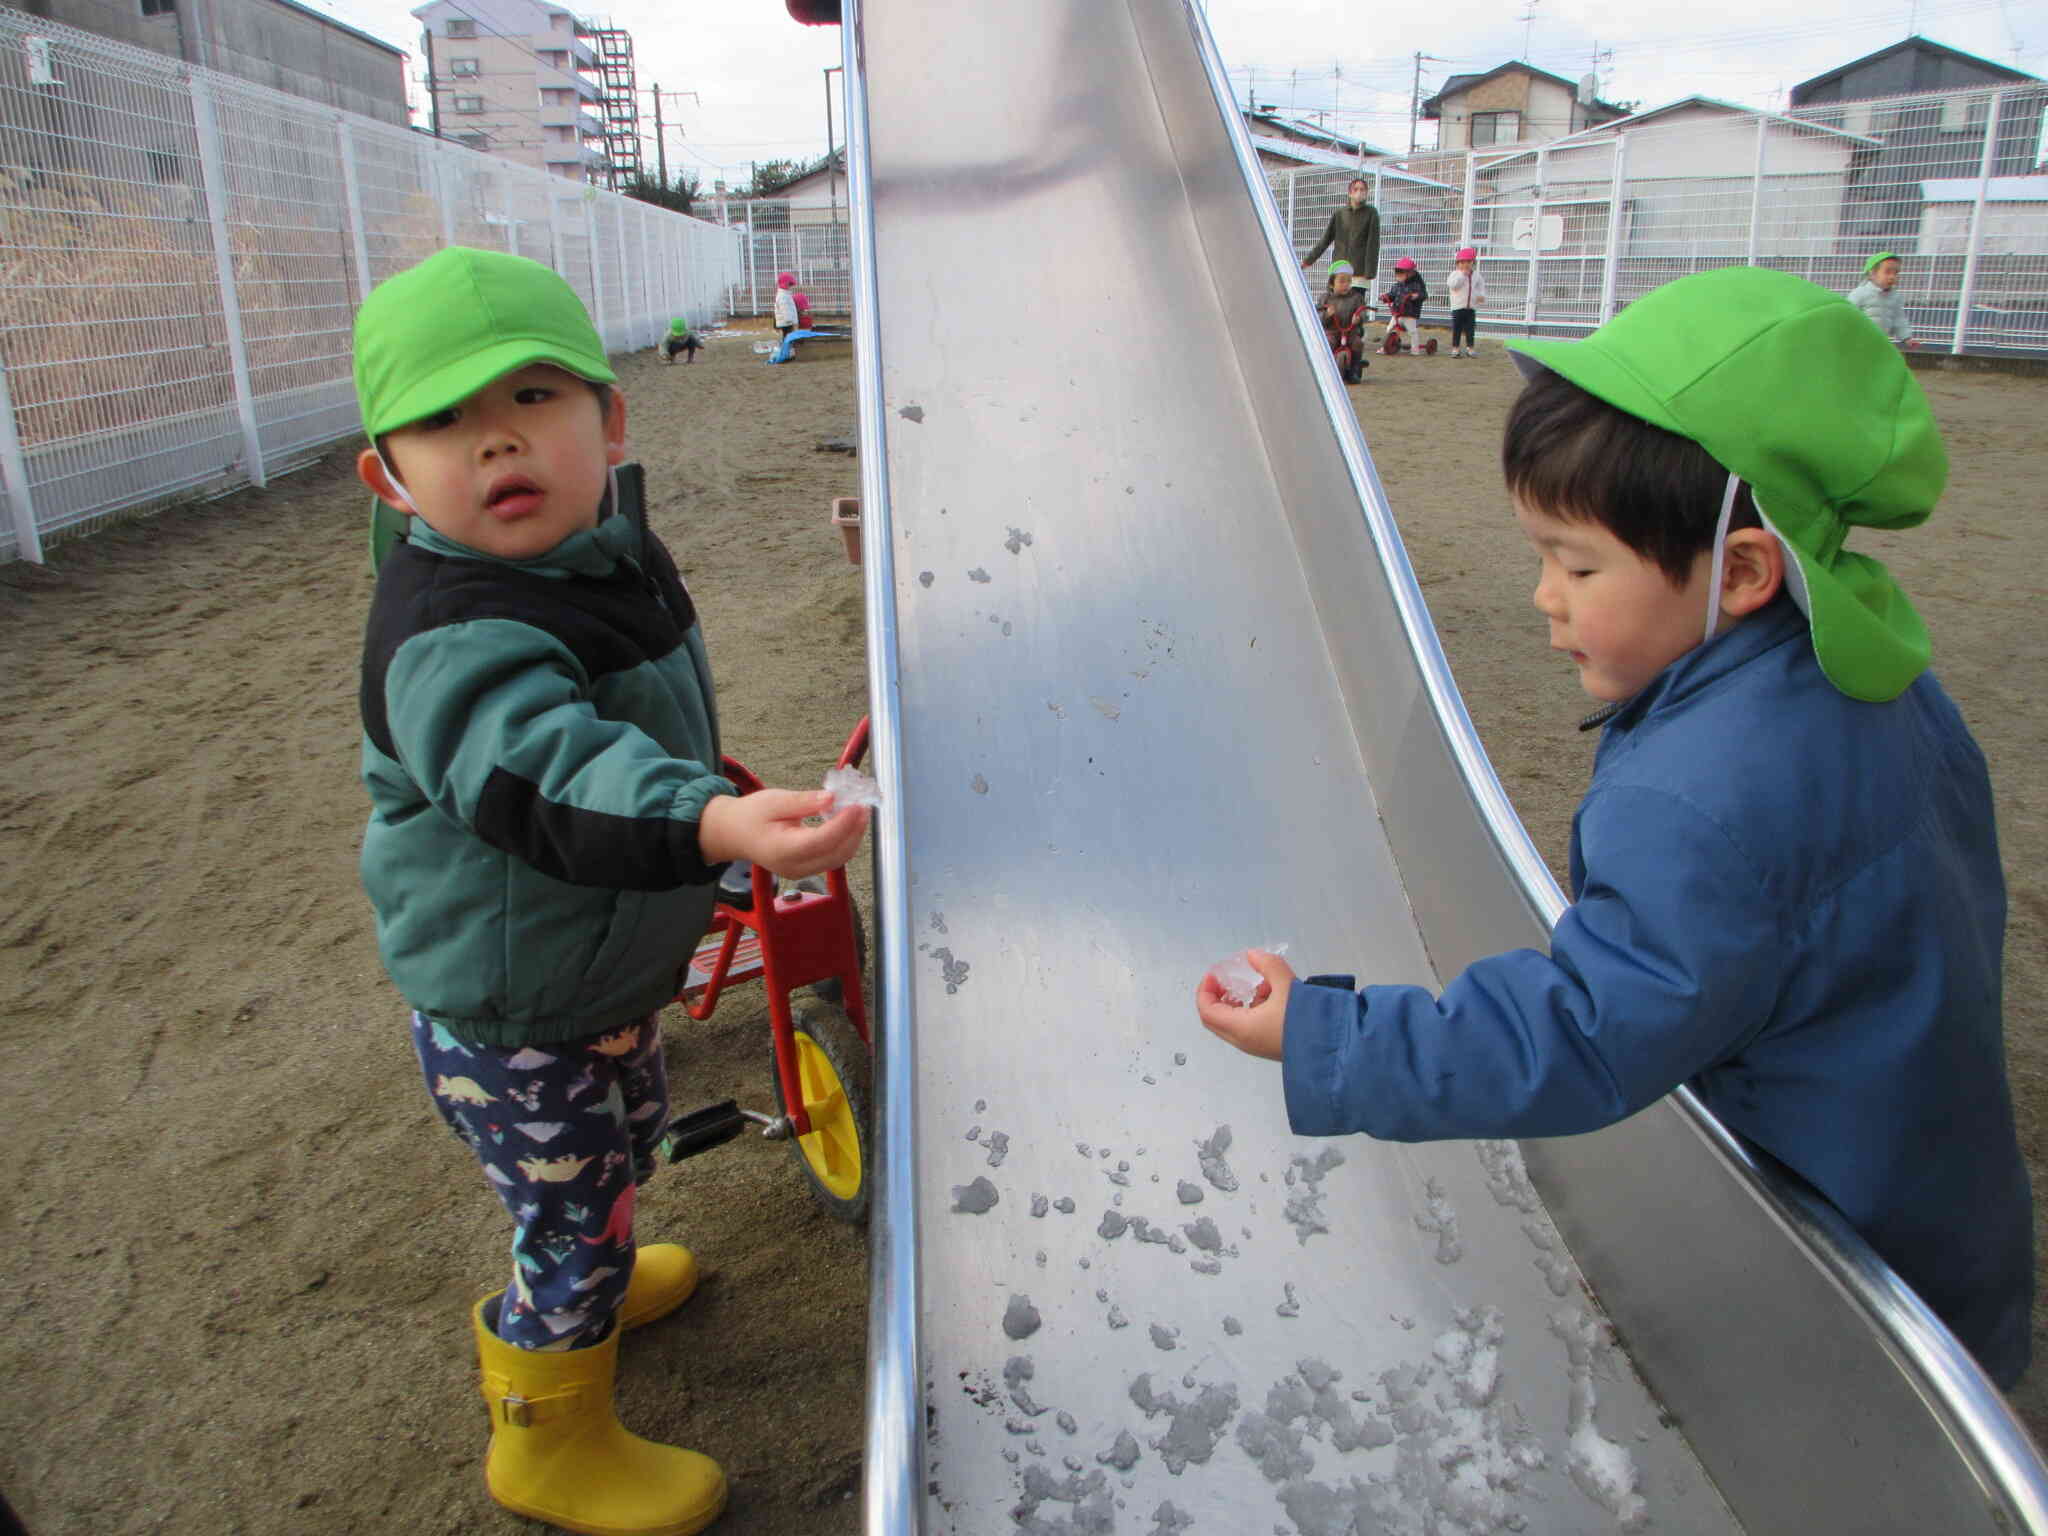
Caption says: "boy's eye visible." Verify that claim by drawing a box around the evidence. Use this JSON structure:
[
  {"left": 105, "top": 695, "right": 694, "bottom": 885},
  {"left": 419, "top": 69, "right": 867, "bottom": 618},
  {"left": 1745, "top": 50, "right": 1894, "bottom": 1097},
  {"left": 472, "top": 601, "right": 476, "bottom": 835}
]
[
  {"left": 416, "top": 408, "right": 459, "bottom": 430},
  {"left": 514, "top": 386, "right": 555, "bottom": 404}
]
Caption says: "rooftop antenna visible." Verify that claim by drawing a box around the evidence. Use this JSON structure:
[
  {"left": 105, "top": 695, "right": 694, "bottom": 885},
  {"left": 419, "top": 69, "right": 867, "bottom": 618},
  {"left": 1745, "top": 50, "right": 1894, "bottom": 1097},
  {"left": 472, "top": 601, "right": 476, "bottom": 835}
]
[
  {"left": 1519, "top": 0, "right": 1542, "bottom": 57},
  {"left": 1586, "top": 41, "right": 1613, "bottom": 96}
]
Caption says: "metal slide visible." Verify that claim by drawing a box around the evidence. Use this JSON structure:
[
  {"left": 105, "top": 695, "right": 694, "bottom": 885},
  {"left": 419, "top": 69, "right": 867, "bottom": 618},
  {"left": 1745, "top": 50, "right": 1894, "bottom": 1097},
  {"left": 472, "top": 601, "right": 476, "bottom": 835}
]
[{"left": 832, "top": 2, "right": 2048, "bottom": 1531}]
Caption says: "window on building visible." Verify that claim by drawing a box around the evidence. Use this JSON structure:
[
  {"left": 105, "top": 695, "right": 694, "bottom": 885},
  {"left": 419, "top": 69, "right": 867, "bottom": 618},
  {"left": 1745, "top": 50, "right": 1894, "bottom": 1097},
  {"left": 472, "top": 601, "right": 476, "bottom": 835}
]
[
  {"left": 445, "top": 18, "right": 475, "bottom": 37},
  {"left": 457, "top": 132, "right": 488, "bottom": 149},
  {"left": 454, "top": 95, "right": 483, "bottom": 114},
  {"left": 1939, "top": 95, "right": 1990, "bottom": 134},
  {"left": 139, "top": 0, "right": 175, "bottom": 15},
  {"left": 1469, "top": 110, "right": 1522, "bottom": 147},
  {"left": 448, "top": 57, "right": 480, "bottom": 77}
]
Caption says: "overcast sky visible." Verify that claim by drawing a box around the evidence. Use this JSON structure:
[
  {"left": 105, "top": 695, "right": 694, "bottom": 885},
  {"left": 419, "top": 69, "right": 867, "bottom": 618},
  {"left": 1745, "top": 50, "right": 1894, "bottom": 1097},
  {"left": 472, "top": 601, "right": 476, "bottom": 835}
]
[{"left": 305, "top": 0, "right": 2041, "bottom": 178}]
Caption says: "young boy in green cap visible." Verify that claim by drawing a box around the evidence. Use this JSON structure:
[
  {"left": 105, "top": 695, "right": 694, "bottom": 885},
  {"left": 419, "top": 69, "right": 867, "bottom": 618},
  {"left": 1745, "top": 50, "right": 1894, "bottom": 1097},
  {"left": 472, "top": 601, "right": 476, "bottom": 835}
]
[
  {"left": 1848, "top": 251, "right": 1914, "bottom": 347},
  {"left": 352, "top": 245, "right": 868, "bottom": 1536},
  {"left": 1196, "top": 266, "right": 2032, "bottom": 1388},
  {"left": 663, "top": 315, "right": 701, "bottom": 363},
  {"left": 1318, "top": 259, "right": 1370, "bottom": 385}
]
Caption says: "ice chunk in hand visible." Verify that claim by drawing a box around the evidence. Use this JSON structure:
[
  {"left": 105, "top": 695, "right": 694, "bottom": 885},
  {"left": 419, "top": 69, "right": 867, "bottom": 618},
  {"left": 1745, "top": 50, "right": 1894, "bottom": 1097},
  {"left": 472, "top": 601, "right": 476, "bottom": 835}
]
[
  {"left": 823, "top": 764, "right": 884, "bottom": 812},
  {"left": 1207, "top": 944, "right": 1289, "bottom": 1006}
]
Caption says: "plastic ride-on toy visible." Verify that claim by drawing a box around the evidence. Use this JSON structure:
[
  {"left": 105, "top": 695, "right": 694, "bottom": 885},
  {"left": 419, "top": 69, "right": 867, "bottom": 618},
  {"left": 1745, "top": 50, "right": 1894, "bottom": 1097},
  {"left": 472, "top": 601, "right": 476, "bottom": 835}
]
[
  {"left": 1323, "top": 302, "right": 1368, "bottom": 385},
  {"left": 663, "top": 718, "right": 875, "bottom": 1222},
  {"left": 1378, "top": 302, "right": 1438, "bottom": 356}
]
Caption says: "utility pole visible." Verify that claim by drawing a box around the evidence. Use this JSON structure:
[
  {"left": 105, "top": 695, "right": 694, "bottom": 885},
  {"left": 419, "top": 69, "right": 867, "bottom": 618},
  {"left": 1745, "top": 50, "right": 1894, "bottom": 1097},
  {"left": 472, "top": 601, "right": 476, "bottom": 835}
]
[
  {"left": 422, "top": 29, "right": 441, "bottom": 139},
  {"left": 653, "top": 82, "right": 665, "bottom": 184},
  {"left": 1409, "top": 52, "right": 1446, "bottom": 155},
  {"left": 824, "top": 65, "right": 843, "bottom": 236}
]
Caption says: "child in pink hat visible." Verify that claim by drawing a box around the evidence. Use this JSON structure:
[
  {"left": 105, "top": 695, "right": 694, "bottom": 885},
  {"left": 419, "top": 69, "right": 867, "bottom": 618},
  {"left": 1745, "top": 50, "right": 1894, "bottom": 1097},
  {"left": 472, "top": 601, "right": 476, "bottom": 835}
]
[
  {"left": 1378, "top": 257, "right": 1429, "bottom": 355},
  {"left": 1448, "top": 247, "right": 1485, "bottom": 357},
  {"left": 772, "top": 270, "right": 801, "bottom": 338}
]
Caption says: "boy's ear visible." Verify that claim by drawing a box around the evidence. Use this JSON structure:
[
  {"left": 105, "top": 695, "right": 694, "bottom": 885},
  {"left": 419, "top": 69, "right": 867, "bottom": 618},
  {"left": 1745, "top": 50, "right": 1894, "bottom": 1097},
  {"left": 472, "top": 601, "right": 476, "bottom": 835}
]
[
  {"left": 358, "top": 447, "right": 404, "bottom": 507},
  {"left": 603, "top": 387, "right": 628, "bottom": 466},
  {"left": 1719, "top": 527, "right": 1784, "bottom": 617}
]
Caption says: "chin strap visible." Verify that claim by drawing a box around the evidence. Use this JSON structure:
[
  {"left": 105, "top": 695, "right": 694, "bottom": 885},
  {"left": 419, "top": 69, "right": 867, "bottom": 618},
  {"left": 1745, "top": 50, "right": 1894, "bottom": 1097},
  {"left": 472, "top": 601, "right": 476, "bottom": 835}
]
[
  {"left": 1702, "top": 471, "right": 1740, "bottom": 644},
  {"left": 374, "top": 450, "right": 419, "bottom": 514}
]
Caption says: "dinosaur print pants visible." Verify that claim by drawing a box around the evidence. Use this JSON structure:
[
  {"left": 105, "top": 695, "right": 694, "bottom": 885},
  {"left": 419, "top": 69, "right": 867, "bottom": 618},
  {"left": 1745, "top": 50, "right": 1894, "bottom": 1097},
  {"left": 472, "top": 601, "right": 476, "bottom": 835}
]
[{"left": 413, "top": 1012, "right": 671, "bottom": 1351}]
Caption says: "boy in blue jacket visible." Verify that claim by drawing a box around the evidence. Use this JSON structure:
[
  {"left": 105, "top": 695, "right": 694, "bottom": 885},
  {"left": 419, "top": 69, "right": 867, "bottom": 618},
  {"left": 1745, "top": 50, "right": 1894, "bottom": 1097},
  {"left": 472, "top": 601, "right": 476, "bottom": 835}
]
[
  {"left": 353, "top": 246, "right": 866, "bottom": 1536},
  {"left": 1196, "top": 267, "right": 2032, "bottom": 1389}
]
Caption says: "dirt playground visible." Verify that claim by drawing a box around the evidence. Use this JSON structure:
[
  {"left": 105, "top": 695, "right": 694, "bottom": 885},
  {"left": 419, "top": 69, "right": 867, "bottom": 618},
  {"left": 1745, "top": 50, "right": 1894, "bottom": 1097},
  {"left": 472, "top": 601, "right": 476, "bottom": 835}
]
[{"left": 0, "top": 323, "right": 2043, "bottom": 1534}]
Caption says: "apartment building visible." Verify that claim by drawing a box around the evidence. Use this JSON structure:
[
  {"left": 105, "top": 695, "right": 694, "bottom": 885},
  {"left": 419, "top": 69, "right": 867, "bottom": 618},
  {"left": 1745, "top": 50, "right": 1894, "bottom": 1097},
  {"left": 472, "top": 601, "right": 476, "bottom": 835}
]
[{"left": 413, "top": 0, "right": 640, "bottom": 184}]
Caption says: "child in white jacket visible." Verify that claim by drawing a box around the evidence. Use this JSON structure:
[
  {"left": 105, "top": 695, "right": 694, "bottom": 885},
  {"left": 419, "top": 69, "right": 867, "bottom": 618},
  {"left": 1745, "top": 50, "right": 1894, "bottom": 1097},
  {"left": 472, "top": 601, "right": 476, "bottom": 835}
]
[{"left": 1448, "top": 247, "right": 1485, "bottom": 357}]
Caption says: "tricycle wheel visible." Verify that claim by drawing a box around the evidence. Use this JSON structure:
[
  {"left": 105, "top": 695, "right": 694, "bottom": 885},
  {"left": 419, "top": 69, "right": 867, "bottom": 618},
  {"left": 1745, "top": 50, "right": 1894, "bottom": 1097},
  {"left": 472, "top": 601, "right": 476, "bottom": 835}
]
[{"left": 775, "top": 1002, "right": 872, "bottom": 1223}]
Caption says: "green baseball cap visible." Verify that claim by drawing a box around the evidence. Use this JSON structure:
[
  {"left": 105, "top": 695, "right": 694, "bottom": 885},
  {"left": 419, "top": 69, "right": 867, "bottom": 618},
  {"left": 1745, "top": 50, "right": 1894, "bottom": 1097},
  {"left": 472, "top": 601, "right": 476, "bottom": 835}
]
[
  {"left": 353, "top": 246, "right": 615, "bottom": 439},
  {"left": 1864, "top": 251, "right": 1900, "bottom": 274},
  {"left": 1509, "top": 267, "right": 1945, "bottom": 702},
  {"left": 1327, "top": 259, "right": 1354, "bottom": 276}
]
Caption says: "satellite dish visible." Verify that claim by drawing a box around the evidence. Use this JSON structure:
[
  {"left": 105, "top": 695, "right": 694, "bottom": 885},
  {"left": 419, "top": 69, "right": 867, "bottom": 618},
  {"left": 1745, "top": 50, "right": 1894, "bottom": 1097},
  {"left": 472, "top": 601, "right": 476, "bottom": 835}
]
[{"left": 1577, "top": 71, "right": 1598, "bottom": 106}]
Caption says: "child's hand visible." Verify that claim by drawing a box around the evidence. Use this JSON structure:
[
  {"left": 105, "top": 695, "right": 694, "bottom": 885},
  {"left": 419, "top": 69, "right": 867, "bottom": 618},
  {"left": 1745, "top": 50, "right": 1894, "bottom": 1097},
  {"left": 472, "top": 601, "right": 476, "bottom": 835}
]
[
  {"left": 1194, "top": 949, "right": 1295, "bottom": 1060},
  {"left": 699, "top": 789, "right": 869, "bottom": 878}
]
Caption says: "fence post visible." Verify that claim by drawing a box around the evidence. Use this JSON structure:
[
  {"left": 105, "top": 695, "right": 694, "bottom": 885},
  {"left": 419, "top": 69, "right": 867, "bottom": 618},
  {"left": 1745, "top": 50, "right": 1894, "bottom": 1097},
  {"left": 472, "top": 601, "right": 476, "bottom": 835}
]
[
  {"left": 1459, "top": 151, "right": 1476, "bottom": 249},
  {"left": 336, "top": 118, "right": 373, "bottom": 304},
  {"left": 1745, "top": 114, "right": 1768, "bottom": 268},
  {"left": 189, "top": 77, "right": 267, "bottom": 488},
  {"left": 745, "top": 202, "right": 757, "bottom": 316},
  {"left": 584, "top": 195, "right": 607, "bottom": 349},
  {"left": 1523, "top": 145, "right": 1546, "bottom": 331},
  {"left": 647, "top": 208, "right": 663, "bottom": 335},
  {"left": 1285, "top": 169, "right": 1296, "bottom": 252},
  {"left": 436, "top": 151, "right": 456, "bottom": 248},
  {"left": 639, "top": 207, "right": 654, "bottom": 347},
  {"left": 1951, "top": 89, "right": 2005, "bottom": 357},
  {"left": 1599, "top": 134, "right": 1627, "bottom": 325},
  {"left": 613, "top": 197, "right": 630, "bottom": 347},
  {"left": 0, "top": 355, "right": 42, "bottom": 564}
]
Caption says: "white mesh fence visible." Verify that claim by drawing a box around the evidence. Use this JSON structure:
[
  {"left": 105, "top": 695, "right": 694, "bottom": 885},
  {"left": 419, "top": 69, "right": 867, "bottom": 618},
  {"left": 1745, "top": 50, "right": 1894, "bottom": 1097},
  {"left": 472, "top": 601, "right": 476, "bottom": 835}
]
[
  {"left": 0, "top": 5, "right": 740, "bottom": 564},
  {"left": 1272, "top": 85, "right": 2048, "bottom": 357},
  {"left": 711, "top": 199, "right": 852, "bottom": 320}
]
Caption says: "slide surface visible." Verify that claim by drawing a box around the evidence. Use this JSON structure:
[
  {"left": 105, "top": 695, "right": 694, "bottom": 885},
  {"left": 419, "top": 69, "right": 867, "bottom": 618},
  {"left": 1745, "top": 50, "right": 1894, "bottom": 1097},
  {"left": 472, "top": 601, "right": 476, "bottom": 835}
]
[{"left": 834, "top": 2, "right": 2048, "bottom": 1531}]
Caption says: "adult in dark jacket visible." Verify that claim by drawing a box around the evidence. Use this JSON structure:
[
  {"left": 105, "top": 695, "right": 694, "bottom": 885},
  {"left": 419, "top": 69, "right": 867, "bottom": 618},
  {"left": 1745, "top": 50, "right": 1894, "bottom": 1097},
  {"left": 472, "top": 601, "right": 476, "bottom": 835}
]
[{"left": 1301, "top": 176, "right": 1381, "bottom": 292}]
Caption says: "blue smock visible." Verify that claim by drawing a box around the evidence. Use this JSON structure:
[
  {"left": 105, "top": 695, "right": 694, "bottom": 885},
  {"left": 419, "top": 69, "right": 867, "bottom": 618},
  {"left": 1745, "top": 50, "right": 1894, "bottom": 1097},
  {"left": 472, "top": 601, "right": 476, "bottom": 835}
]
[{"left": 1283, "top": 601, "right": 2032, "bottom": 1385}]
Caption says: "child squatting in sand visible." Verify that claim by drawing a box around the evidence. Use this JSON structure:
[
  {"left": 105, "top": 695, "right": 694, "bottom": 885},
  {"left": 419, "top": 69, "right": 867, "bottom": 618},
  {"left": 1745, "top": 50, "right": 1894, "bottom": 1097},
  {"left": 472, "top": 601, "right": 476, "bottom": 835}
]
[
  {"left": 1195, "top": 267, "right": 2033, "bottom": 1390},
  {"left": 352, "top": 246, "right": 867, "bottom": 1536}
]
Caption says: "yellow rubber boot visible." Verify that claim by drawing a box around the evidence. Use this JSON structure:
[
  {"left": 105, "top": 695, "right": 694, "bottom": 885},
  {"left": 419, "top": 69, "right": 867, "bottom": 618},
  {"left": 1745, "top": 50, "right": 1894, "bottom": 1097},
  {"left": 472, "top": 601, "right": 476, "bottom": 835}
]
[
  {"left": 483, "top": 1243, "right": 699, "bottom": 1336},
  {"left": 472, "top": 1298, "right": 727, "bottom": 1536},
  {"left": 618, "top": 1243, "right": 698, "bottom": 1331}
]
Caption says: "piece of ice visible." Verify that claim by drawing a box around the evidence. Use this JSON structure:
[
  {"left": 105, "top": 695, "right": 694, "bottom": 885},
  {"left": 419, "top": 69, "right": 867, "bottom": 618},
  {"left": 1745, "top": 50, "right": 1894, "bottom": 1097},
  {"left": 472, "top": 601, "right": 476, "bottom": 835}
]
[
  {"left": 1207, "top": 944, "right": 1290, "bottom": 1006},
  {"left": 822, "top": 764, "right": 883, "bottom": 812}
]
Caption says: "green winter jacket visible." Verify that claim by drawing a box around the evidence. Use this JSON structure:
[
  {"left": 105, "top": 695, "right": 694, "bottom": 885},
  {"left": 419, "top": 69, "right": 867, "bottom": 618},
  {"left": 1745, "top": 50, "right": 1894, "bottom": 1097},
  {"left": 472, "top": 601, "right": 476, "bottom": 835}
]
[
  {"left": 1302, "top": 201, "right": 1382, "bottom": 288},
  {"left": 358, "top": 501, "right": 734, "bottom": 1045}
]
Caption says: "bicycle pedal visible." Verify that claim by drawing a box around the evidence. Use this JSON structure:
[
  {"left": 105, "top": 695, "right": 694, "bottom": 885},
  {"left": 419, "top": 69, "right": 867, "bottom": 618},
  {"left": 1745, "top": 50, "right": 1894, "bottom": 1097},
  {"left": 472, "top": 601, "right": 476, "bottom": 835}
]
[{"left": 664, "top": 1100, "right": 748, "bottom": 1161}]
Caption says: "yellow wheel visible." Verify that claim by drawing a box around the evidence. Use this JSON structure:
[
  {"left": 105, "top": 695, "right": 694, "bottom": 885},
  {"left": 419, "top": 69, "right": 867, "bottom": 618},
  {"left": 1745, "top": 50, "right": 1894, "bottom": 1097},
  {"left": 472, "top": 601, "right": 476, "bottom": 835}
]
[{"left": 774, "top": 1003, "right": 872, "bottom": 1222}]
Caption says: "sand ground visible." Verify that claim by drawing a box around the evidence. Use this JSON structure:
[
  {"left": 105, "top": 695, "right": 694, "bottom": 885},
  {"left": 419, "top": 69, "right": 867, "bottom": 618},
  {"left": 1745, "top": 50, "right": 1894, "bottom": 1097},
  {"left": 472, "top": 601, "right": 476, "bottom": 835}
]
[{"left": 0, "top": 323, "right": 2042, "bottom": 1533}]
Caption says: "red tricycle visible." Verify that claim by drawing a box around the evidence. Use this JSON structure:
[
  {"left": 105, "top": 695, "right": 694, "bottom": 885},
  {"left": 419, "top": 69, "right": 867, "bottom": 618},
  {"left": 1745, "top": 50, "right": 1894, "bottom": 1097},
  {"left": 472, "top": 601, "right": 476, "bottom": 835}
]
[
  {"left": 663, "top": 718, "right": 875, "bottom": 1223},
  {"left": 1321, "top": 296, "right": 1370, "bottom": 385}
]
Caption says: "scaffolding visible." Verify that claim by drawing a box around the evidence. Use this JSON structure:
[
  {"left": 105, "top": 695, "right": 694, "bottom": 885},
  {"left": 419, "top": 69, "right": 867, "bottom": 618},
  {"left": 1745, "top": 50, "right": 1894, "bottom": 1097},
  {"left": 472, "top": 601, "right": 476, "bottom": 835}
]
[{"left": 589, "top": 23, "right": 641, "bottom": 189}]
